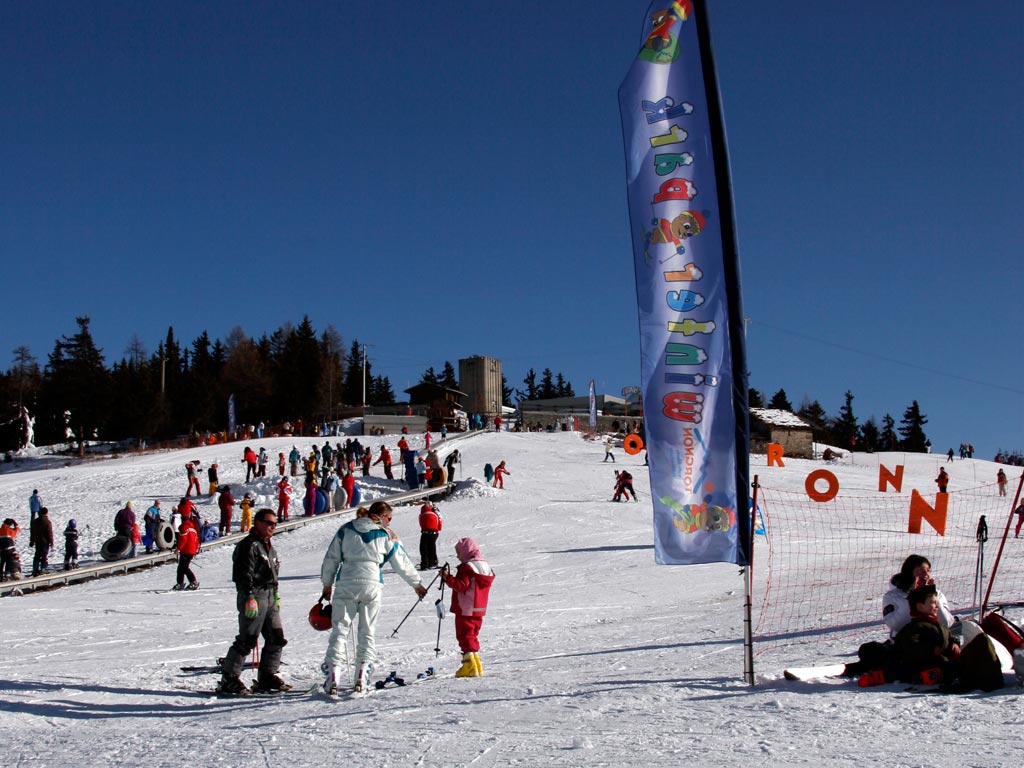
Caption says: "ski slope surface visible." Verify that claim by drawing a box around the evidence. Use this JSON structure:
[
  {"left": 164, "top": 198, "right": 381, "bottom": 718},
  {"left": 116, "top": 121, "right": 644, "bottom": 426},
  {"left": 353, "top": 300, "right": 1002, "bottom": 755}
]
[{"left": 0, "top": 431, "right": 1020, "bottom": 767}]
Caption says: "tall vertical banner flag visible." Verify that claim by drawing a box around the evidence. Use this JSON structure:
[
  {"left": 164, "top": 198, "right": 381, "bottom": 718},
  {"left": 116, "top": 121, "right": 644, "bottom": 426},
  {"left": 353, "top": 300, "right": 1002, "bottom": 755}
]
[
  {"left": 588, "top": 380, "right": 597, "bottom": 430},
  {"left": 619, "top": 0, "right": 750, "bottom": 566},
  {"left": 227, "top": 394, "right": 236, "bottom": 435}
]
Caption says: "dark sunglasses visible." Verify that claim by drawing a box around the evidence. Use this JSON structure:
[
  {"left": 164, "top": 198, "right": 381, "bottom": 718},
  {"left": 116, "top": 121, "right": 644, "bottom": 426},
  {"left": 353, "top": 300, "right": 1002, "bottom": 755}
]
[{"left": 258, "top": 519, "right": 278, "bottom": 528}]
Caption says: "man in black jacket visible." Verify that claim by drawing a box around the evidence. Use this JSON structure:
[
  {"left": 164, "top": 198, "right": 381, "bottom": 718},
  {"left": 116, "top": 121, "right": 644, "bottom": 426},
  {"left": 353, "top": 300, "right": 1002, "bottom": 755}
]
[{"left": 218, "top": 508, "right": 289, "bottom": 695}]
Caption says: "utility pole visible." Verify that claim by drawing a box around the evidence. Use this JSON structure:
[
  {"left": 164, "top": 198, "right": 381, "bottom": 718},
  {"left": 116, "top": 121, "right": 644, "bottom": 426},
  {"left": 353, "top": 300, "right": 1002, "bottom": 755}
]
[{"left": 361, "top": 343, "right": 375, "bottom": 409}]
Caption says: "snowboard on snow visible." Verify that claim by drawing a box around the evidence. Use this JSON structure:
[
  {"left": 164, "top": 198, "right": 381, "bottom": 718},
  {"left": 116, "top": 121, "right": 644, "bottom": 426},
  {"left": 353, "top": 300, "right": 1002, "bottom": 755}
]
[{"left": 782, "top": 663, "right": 848, "bottom": 681}]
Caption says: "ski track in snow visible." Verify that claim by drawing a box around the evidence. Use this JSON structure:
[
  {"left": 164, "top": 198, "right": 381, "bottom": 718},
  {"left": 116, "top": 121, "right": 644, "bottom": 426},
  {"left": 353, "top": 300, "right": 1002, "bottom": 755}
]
[{"left": 0, "top": 431, "right": 1020, "bottom": 766}]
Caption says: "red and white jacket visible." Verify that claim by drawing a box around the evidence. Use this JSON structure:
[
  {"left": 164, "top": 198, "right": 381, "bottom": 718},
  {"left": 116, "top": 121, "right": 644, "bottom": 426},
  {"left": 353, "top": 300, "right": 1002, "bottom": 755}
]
[{"left": 444, "top": 538, "right": 495, "bottom": 618}]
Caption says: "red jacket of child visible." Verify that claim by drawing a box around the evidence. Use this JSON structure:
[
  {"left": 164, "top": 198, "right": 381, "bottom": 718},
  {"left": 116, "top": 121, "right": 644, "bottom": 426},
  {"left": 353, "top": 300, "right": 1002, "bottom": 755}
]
[{"left": 444, "top": 538, "right": 495, "bottom": 617}]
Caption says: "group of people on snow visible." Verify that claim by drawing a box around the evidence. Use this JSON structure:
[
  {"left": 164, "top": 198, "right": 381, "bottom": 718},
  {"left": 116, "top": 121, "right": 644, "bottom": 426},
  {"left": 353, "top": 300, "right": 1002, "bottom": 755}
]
[
  {"left": 835, "top": 554, "right": 1010, "bottom": 691},
  {"left": 214, "top": 497, "right": 496, "bottom": 697}
]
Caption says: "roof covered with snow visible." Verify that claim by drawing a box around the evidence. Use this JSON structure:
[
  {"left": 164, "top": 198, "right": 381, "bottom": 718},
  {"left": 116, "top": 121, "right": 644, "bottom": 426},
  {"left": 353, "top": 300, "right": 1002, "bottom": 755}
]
[{"left": 749, "top": 407, "right": 812, "bottom": 429}]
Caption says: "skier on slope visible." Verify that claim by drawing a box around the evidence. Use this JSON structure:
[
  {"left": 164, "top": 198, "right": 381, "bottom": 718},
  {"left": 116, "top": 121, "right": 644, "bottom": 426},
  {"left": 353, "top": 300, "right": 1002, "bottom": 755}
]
[
  {"left": 613, "top": 470, "right": 636, "bottom": 502},
  {"left": 218, "top": 509, "right": 288, "bottom": 696},
  {"left": 318, "top": 501, "right": 426, "bottom": 695},
  {"left": 443, "top": 537, "right": 495, "bottom": 678},
  {"left": 173, "top": 505, "right": 201, "bottom": 591}
]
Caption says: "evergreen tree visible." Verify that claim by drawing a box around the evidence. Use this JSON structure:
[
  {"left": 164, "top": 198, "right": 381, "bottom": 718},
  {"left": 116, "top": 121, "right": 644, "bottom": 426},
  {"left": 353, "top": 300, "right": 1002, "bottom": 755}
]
[
  {"left": 39, "top": 317, "right": 111, "bottom": 452},
  {"left": 4, "top": 346, "right": 41, "bottom": 449},
  {"left": 368, "top": 374, "right": 396, "bottom": 406},
  {"left": 880, "top": 414, "right": 898, "bottom": 450},
  {"left": 439, "top": 362, "right": 458, "bottom": 389},
  {"left": 748, "top": 388, "right": 765, "bottom": 408},
  {"left": 859, "top": 417, "right": 881, "bottom": 452},
  {"left": 317, "top": 325, "right": 345, "bottom": 421},
  {"left": 501, "top": 374, "right": 514, "bottom": 407},
  {"left": 342, "top": 341, "right": 365, "bottom": 406},
  {"left": 831, "top": 391, "right": 859, "bottom": 449},
  {"left": 768, "top": 388, "right": 793, "bottom": 411},
  {"left": 539, "top": 368, "right": 557, "bottom": 399},
  {"left": 420, "top": 367, "right": 439, "bottom": 385},
  {"left": 898, "top": 400, "right": 929, "bottom": 451},
  {"left": 797, "top": 397, "right": 830, "bottom": 442},
  {"left": 186, "top": 330, "right": 223, "bottom": 430},
  {"left": 519, "top": 369, "right": 539, "bottom": 401}
]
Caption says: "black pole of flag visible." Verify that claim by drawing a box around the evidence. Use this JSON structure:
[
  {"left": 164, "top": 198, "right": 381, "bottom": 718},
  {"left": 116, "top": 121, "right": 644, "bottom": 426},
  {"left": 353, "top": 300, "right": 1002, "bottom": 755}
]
[
  {"left": 692, "top": 0, "right": 754, "bottom": 684},
  {"left": 744, "top": 476, "right": 760, "bottom": 685}
]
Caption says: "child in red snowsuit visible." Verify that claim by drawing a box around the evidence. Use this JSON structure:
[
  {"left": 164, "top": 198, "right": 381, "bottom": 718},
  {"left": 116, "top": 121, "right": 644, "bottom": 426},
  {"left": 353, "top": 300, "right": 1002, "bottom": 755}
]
[
  {"left": 492, "top": 461, "right": 510, "bottom": 489},
  {"left": 278, "top": 477, "right": 292, "bottom": 521},
  {"left": 443, "top": 537, "right": 495, "bottom": 677}
]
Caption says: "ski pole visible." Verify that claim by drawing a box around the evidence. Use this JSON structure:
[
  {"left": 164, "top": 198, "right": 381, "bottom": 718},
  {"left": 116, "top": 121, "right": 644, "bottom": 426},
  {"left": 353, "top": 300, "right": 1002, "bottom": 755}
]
[
  {"left": 390, "top": 568, "right": 443, "bottom": 637},
  {"left": 434, "top": 567, "right": 449, "bottom": 657},
  {"left": 974, "top": 515, "right": 988, "bottom": 620}
]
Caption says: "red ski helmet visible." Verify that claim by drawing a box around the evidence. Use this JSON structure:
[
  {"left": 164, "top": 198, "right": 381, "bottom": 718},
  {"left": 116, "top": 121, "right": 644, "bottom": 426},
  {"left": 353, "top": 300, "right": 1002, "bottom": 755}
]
[{"left": 308, "top": 600, "right": 333, "bottom": 631}]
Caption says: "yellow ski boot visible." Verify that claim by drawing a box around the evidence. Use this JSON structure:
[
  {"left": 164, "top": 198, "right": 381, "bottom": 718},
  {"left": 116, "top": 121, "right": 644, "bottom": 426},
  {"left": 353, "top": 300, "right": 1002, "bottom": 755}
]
[
  {"left": 455, "top": 653, "right": 476, "bottom": 677},
  {"left": 471, "top": 652, "right": 484, "bottom": 677}
]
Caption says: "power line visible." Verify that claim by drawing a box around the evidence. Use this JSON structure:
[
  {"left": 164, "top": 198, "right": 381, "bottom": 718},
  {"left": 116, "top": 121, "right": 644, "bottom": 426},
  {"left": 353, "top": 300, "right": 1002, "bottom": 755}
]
[{"left": 751, "top": 319, "right": 1024, "bottom": 396}]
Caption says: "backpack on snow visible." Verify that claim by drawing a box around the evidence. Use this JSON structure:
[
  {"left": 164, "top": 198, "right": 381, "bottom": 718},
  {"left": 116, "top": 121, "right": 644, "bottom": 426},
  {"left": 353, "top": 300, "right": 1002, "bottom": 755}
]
[{"left": 980, "top": 610, "right": 1024, "bottom": 654}]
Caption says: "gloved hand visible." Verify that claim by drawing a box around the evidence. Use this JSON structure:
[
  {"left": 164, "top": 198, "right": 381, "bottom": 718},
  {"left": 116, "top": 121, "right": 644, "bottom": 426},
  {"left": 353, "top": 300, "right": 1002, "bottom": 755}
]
[{"left": 244, "top": 596, "right": 259, "bottom": 619}]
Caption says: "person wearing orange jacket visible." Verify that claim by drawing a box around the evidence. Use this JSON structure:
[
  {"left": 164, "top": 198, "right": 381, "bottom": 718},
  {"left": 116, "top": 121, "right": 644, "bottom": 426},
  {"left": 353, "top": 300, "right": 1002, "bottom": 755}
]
[
  {"left": 418, "top": 503, "right": 442, "bottom": 570},
  {"left": 173, "top": 505, "right": 201, "bottom": 591},
  {"left": 0, "top": 518, "right": 22, "bottom": 581}
]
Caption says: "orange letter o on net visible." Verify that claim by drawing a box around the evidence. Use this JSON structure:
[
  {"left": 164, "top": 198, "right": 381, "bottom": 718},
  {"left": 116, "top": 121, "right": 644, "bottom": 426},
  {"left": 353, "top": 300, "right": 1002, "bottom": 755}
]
[
  {"left": 805, "top": 469, "right": 839, "bottom": 502},
  {"left": 623, "top": 434, "right": 644, "bottom": 455}
]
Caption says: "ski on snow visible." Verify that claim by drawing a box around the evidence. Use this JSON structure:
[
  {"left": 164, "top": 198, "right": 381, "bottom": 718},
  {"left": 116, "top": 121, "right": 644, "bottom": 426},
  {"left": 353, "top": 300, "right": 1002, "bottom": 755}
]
[{"left": 320, "top": 668, "right": 437, "bottom": 699}]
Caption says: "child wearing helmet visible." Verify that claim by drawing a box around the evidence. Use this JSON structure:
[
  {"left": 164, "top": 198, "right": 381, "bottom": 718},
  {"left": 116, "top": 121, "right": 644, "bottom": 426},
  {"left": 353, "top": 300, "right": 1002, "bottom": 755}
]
[{"left": 64, "top": 519, "right": 79, "bottom": 570}]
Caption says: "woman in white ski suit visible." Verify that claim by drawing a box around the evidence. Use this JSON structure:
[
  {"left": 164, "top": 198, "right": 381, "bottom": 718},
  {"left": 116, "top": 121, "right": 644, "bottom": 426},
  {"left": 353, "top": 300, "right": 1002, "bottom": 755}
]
[{"left": 319, "top": 502, "right": 426, "bottom": 692}]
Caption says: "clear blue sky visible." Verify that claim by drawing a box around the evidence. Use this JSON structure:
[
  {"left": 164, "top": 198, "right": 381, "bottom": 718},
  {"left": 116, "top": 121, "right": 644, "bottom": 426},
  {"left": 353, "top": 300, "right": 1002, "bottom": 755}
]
[{"left": 2, "top": 2, "right": 1021, "bottom": 458}]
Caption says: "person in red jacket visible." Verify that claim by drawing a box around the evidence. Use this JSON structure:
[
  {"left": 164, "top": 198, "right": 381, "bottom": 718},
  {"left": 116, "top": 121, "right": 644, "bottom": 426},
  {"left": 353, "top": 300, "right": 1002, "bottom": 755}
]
[
  {"left": 373, "top": 445, "right": 394, "bottom": 480},
  {"left": 443, "top": 537, "right": 495, "bottom": 678},
  {"left": 277, "top": 477, "right": 292, "bottom": 521},
  {"left": 242, "top": 446, "right": 258, "bottom": 483},
  {"left": 218, "top": 486, "right": 236, "bottom": 536},
  {"left": 492, "top": 460, "right": 510, "bottom": 489},
  {"left": 174, "top": 506, "right": 201, "bottom": 590},
  {"left": 418, "top": 503, "right": 442, "bottom": 570}
]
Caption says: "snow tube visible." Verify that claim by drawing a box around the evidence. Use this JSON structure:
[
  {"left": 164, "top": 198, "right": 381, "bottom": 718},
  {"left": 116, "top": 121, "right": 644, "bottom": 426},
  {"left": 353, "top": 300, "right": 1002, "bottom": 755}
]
[
  {"left": 623, "top": 434, "right": 644, "bottom": 455},
  {"left": 333, "top": 487, "right": 346, "bottom": 510},
  {"left": 349, "top": 485, "right": 361, "bottom": 507},
  {"left": 155, "top": 522, "right": 174, "bottom": 551},
  {"left": 201, "top": 527, "right": 219, "bottom": 543},
  {"left": 100, "top": 535, "right": 132, "bottom": 562},
  {"left": 314, "top": 488, "right": 329, "bottom": 515}
]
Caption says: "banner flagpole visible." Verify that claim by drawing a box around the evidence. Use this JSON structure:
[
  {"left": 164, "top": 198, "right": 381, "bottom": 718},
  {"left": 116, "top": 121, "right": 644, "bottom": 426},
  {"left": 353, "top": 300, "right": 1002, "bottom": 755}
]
[{"left": 620, "top": 0, "right": 751, "bottom": 681}]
